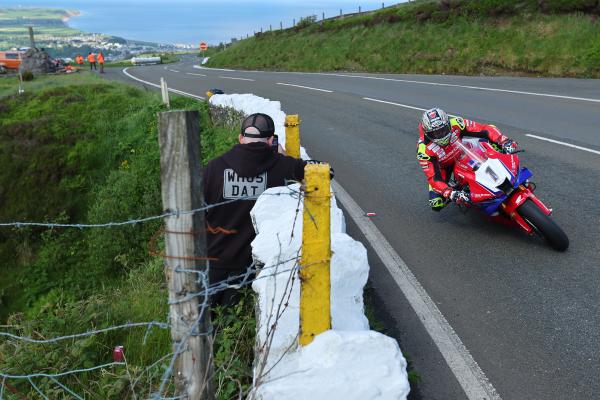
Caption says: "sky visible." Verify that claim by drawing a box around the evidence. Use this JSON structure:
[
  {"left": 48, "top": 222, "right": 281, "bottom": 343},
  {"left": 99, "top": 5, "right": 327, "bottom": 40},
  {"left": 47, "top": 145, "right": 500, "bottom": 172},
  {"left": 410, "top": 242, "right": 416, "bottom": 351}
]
[{"left": 0, "top": 0, "right": 403, "bottom": 44}]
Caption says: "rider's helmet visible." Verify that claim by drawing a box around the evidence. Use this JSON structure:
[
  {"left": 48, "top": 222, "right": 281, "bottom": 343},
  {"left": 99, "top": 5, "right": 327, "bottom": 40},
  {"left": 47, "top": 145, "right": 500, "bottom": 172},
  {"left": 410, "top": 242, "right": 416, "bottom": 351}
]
[{"left": 422, "top": 108, "right": 452, "bottom": 146}]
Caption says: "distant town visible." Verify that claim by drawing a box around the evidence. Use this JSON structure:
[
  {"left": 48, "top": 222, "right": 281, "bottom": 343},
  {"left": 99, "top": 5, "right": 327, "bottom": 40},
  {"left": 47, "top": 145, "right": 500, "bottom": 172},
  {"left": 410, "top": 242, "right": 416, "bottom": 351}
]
[{"left": 0, "top": 7, "right": 197, "bottom": 61}]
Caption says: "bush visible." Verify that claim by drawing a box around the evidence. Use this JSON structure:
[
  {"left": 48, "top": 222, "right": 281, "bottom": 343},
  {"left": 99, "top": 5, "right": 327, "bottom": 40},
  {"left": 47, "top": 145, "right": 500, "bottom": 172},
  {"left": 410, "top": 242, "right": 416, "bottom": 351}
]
[
  {"left": 21, "top": 70, "right": 34, "bottom": 81},
  {"left": 542, "top": 0, "right": 599, "bottom": 13},
  {"left": 296, "top": 15, "right": 317, "bottom": 29}
]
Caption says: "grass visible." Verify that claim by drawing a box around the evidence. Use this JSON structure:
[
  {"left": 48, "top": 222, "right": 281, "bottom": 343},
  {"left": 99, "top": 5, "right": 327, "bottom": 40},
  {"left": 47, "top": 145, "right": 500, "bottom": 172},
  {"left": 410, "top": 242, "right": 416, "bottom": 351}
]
[
  {"left": 208, "top": 0, "right": 600, "bottom": 77},
  {"left": 0, "top": 71, "right": 103, "bottom": 97},
  {"left": 0, "top": 73, "right": 247, "bottom": 398},
  {"left": 0, "top": 8, "right": 74, "bottom": 20},
  {"left": 106, "top": 52, "right": 181, "bottom": 68}
]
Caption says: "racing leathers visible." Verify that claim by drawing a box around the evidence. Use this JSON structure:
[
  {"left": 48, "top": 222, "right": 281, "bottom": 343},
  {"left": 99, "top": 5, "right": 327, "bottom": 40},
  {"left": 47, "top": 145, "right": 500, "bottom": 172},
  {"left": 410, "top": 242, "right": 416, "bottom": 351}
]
[{"left": 417, "top": 117, "right": 510, "bottom": 211}]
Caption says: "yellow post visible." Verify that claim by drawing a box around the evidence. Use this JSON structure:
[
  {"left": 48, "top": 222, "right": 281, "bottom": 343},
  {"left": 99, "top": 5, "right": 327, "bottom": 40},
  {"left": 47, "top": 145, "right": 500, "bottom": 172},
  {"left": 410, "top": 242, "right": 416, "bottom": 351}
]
[
  {"left": 285, "top": 114, "right": 301, "bottom": 159},
  {"left": 300, "top": 163, "right": 331, "bottom": 346}
]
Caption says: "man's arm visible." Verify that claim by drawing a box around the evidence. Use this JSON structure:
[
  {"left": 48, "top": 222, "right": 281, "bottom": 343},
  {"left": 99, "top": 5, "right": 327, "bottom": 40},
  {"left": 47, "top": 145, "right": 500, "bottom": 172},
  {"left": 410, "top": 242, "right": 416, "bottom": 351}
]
[{"left": 292, "top": 158, "right": 307, "bottom": 180}]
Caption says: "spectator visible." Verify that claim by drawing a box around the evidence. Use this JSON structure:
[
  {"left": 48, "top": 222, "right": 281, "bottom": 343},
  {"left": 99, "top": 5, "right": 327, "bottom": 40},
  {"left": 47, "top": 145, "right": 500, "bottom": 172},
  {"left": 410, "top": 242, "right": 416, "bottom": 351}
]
[
  {"left": 203, "top": 113, "right": 307, "bottom": 306},
  {"left": 87, "top": 52, "right": 96, "bottom": 70},
  {"left": 97, "top": 52, "right": 105, "bottom": 74}
]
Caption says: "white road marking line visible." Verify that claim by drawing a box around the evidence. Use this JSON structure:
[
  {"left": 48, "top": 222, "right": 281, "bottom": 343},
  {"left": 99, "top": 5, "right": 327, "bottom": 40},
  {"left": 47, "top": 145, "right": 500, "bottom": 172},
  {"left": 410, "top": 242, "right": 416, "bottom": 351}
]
[
  {"left": 122, "top": 68, "right": 204, "bottom": 100},
  {"left": 324, "top": 73, "right": 600, "bottom": 104},
  {"left": 363, "top": 97, "right": 426, "bottom": 112},
  {"left": 219, "top": 76, "right": 255, "bottom": 81},
  {"left": 194, "top": 64, "right": 234, "bottom": 72},
  {"left": 276, "top": 82, "right": 333, "bottom": 93},
  {"left": 526, "top": 134, "right": 600, "bottom": 156},
  {"left": 364, "top": 97, "right": 600, "bottom": 156},
  {"left": 195, "top": 65, "right": 600, "bottom": 104},
  {"left": 168, "top": 69, "right": 180, "bottom": 73},
  {"left": 363, "top": 97, "right": 459, "bottom": 117},
  {"left": 186, "top": 72, "right": 207, "bottom": 76},
  {"left": 331, "top": 180, "right": 501, "bottom": 400}
]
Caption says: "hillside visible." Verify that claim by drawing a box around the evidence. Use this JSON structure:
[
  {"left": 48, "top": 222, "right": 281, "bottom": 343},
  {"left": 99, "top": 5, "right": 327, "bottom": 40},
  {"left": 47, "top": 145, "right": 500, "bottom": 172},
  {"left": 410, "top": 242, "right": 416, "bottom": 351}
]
[
  {"left": 0, "top": 73, "right": 252, "bottom": 398},
  {"left": 207, "top": 0, "right": 600, "bottom": 78}
]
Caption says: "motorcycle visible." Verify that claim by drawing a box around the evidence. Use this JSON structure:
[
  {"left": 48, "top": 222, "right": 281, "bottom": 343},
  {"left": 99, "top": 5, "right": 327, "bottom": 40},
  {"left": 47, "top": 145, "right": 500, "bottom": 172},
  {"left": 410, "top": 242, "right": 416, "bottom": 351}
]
[{"left": 452, "top": 138, "right": 569, "bottom": 251}]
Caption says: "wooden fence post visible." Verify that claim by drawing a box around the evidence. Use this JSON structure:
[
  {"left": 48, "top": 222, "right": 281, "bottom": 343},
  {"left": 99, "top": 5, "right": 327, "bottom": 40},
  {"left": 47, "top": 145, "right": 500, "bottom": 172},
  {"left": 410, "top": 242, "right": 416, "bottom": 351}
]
[
  {"left": 299, "top": 163, "right": 331, "bottom": 345},
  {"left": 160, "top": 77, "right": 170, "bottom": 108},
  {"left": 284, "top": 114, "right": 301, "bottom": 159},
  {"left": 158, "top": 110, "right": 214, "bottom": 400}
]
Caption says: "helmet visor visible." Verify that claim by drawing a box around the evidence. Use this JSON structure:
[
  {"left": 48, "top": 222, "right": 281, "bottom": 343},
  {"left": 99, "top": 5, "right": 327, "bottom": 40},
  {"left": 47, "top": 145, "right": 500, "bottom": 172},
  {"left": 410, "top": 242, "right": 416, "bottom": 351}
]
[{"left": 427, "top": 124, "right": 451, "bottom": 140}]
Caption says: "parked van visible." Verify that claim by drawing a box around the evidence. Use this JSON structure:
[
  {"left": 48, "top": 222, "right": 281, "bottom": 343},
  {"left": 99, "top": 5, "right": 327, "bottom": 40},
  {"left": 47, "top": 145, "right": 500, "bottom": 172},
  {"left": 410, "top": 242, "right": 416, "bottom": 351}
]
[{"left": 0, "top": 51, "right": 24, "bottom": 70}]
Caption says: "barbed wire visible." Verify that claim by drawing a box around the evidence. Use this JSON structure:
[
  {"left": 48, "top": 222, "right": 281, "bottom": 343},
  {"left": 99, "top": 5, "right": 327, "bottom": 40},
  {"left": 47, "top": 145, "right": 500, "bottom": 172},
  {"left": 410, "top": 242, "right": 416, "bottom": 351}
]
[
  {"left": 0, "top": 362, "right": 125, "bottom": 380},
  {"left": 0, "top": 321, "right": 169, "bottom": 344},
  {"left": 0, "top": 187, "right": 303, "bottom": 230},
  {"left": 0, "top": 182, "right": 315, "bottom": 399},
  {"left": 0, "top": 255, "right": 306, "bottom": 399}
]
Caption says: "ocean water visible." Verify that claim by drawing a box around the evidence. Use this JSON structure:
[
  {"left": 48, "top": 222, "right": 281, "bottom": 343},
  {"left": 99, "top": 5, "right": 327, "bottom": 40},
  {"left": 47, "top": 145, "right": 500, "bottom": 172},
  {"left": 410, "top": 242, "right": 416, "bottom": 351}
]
[{"left": 1, "top": 0, "right": 393, "bottom": 45}]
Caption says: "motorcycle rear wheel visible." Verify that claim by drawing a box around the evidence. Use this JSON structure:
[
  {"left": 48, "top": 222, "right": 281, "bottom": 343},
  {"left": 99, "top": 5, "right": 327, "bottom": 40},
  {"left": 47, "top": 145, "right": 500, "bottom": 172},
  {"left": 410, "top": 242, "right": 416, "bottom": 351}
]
[{"left": 518, "top": 199, "right": 569, "bottom": 251}]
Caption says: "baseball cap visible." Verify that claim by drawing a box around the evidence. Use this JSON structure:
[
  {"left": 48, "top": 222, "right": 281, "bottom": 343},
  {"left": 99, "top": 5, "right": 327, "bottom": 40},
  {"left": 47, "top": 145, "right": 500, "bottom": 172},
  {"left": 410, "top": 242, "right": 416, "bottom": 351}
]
[{"left": 240, "top": 113, "right": 275, "bottom": 138}]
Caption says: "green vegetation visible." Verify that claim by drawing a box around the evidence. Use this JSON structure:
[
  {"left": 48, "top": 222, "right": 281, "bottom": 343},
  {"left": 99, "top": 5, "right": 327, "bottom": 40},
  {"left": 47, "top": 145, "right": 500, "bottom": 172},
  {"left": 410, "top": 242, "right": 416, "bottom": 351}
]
[
  {"left": 208, "top": 0, "right": 600, "bottom": 77},
  {"left": 0, "top": 8, "right": 81, "bottom": 50},
  {"left": 0, "top": 72, "right": 106, "bottom": 97},
  {"left": 0, "top": 8, "right": 76, "bottom": 20},
  {"left": 106, "top": 52, "right": 181, "bottom": 68},
  {"left": 0, "top": 72, "right": 251, "bottom": 398}
]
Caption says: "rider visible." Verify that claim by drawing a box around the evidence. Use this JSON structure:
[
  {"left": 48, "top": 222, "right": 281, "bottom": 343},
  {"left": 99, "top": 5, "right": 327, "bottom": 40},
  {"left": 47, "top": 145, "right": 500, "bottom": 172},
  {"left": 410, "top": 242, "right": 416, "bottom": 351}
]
[{"left": 417, "top": 107, "right": 518, "bottom": 211}]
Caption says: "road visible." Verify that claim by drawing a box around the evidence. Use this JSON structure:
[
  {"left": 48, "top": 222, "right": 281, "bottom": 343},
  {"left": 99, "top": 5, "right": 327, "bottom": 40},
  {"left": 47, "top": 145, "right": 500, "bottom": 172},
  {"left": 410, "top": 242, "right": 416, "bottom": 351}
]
[{"left": 105, "top": 59, "right": 600, "bottom": 400}]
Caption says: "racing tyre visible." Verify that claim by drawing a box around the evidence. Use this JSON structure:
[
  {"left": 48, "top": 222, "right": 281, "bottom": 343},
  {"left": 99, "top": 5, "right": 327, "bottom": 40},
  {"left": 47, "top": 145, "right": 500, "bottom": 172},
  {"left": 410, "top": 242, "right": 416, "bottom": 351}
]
[{"left": 518, "top": 199, "right": 569, "bottom": 251}]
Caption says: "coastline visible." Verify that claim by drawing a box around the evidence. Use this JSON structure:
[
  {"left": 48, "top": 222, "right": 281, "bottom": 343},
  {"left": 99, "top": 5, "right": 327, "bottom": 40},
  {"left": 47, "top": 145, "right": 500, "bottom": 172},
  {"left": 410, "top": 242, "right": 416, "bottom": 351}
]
[{"left": 61, "top": 9, "right": 81, "bottom": 25}]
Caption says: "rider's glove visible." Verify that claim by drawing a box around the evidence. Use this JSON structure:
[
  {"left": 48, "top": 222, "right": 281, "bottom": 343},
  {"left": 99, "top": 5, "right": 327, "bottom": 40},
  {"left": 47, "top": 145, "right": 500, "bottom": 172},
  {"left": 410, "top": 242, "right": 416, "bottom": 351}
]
[
  {"left": 501, "top": 139, "right": 518, "bottom": 154},
  {"left": 447, "top": 190, "right": 470, "bottom": 205}
]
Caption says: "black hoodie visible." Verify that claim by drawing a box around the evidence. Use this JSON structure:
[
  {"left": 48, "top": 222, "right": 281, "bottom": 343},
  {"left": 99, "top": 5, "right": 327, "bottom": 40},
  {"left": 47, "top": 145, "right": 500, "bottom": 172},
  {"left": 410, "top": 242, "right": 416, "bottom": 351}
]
[{"left": 204, "top": 142, "right": 306, "bottom": 272}]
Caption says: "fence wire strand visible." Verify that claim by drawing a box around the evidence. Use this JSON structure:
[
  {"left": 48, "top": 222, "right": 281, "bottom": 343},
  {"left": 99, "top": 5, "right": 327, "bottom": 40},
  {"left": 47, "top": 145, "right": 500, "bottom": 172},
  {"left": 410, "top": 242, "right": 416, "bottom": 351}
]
[{"left": 0, "top": 184, "right": 317, "bottom": 399}]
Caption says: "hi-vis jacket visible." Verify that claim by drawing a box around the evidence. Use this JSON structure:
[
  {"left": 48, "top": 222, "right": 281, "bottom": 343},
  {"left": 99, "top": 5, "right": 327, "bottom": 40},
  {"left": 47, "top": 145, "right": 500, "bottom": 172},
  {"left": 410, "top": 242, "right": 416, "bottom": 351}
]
[
  {"left": 204, "top": 142, "right": 306, "bottom": 272},
  {"left": 417, "top": 117, "right": 508, "bottom": 195}
]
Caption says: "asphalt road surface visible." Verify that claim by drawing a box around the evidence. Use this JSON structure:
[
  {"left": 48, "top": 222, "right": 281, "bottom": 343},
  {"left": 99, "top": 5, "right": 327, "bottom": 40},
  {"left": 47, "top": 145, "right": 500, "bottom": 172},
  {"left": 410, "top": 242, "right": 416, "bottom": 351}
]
[{"left": 105, "top": 58, "right": 600, "bottom": 400}]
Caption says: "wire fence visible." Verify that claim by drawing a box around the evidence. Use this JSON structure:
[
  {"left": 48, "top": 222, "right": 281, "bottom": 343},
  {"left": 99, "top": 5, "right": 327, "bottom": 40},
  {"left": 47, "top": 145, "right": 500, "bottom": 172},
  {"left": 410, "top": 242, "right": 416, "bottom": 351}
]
[
  {"left": 245, "top": 2, "right": 403, "bottom": 39},
  {"left": 0, "top": 185, "right": 310, "bottom": 400}
]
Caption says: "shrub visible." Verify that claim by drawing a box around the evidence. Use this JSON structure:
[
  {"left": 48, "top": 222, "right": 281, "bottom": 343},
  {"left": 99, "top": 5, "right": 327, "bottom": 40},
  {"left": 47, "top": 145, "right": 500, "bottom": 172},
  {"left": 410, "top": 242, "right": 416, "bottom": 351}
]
[
  {"left": 542, "top": 0, "right": 599, "bottom": 13},
  {"left": 296, "top": 15, "right": 317, "bottom": 29},
  {"left": 21, "top": 70, "right": 34, "bottom": 81}
]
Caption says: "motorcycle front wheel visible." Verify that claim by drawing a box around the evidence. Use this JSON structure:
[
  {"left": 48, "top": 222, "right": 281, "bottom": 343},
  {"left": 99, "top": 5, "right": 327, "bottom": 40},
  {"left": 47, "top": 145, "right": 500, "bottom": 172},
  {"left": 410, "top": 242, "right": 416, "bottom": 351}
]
[{"left": 518, "top": 199, "right": 569, "bottom": 251}]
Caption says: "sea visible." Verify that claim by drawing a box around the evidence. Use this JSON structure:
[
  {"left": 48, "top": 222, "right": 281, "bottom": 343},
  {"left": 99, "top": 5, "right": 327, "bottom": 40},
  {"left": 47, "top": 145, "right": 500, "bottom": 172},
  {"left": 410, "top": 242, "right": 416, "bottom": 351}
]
[{"left": 0, "top": 0, "right": 394, "bottom": 45}]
